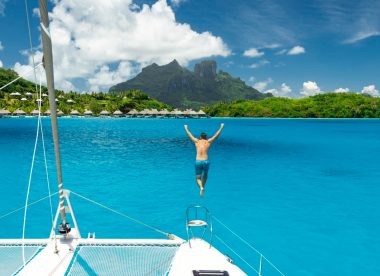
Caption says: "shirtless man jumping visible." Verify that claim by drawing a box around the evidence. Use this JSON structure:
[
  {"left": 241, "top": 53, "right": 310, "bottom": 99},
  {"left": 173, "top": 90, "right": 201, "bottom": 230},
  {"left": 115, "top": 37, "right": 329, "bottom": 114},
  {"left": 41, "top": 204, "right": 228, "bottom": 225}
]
[{"left": 184, "top": 123, "right": 224, "bottom": 197}]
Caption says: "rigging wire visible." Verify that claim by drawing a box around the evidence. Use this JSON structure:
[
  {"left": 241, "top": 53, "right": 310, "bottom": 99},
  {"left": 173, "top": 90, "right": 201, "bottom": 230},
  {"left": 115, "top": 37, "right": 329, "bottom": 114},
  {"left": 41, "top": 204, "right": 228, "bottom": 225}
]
[
  {"left": 0, "top": 63, "right": 42, "bottom": 91},
  {"left": 0, "top": 192, "right": 58, "bottom": 221},
  {"left": 21, "top": 75, "right": 42, "bottom": 265},
  {"left": 70, "top": 191, "right": 170, "bottom": 238},
  {"left": 213, "top": 215, "right": 285, "bottom": 276},
  {"left": 37, "top": 66, "right": 55, "bottom": 231},
  {"left": 215, "top": 235, "right": 260, "bottom": 274}
]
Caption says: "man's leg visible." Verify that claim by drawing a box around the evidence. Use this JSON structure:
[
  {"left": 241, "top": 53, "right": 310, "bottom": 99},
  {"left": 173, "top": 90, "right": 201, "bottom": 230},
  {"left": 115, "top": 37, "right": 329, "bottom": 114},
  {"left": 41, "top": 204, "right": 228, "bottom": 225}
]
[
  {"left": 202, "top": 172, "right": 208, "bottom": 187},
  {"left": 196, "top": 175, "right": 203, "bottom": 189},
  {"left": 196, "top": 175, "right": 205, "bottom": 197}
]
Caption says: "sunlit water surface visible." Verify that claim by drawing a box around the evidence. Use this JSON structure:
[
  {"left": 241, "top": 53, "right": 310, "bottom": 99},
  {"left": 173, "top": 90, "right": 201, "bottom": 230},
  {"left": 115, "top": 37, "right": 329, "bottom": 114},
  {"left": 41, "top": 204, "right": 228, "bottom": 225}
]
[{"left": 0, "top": 118, "right": 379, "bottom": 275}]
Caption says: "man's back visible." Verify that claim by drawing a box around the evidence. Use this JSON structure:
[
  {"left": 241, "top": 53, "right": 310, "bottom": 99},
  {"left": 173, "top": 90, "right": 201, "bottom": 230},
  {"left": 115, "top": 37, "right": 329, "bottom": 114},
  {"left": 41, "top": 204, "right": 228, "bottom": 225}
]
[{"left": 195, "top": 139, "right": 210, "bottom": 160}]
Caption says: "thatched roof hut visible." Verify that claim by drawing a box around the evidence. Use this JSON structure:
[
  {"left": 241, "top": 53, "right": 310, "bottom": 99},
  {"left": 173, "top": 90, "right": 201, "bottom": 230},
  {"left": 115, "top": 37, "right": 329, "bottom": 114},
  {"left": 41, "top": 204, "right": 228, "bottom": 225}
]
[
  {"left": 83, "top": 110, "right": 93, "bottom": 116},
  {"left": 70, "top": 109, "right": 80, "bottom": 115},
  {"left": 14, "top": 109, "right": 26, "bottom": 115},
  {"left": 57, "top": 110, "right": 64, "bottom": 117},
  {"left": 10, "top": 92, "right": 21, "bottom": 96},
  {"left": 113, "top": 110, "right": 123, "bottom": 116},
  {"left": 31, "top": 109, "right": 40, "bottom": 116},
  {"left": 0, "top": 109, "right": 11, "bottom": 115},
  {"left": 128, "top": 109, "right": 138, "bottom": 115},
  {"left": 99, "top": 110, "right": 110, "bottom": 115}
]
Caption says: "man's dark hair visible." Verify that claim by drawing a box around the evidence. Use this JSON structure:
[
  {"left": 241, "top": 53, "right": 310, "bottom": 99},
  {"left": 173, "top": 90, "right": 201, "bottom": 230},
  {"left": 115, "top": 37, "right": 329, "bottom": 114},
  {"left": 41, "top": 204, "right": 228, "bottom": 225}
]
[{"left": 200, "top": 132, "right": 207, "bottom": 139}]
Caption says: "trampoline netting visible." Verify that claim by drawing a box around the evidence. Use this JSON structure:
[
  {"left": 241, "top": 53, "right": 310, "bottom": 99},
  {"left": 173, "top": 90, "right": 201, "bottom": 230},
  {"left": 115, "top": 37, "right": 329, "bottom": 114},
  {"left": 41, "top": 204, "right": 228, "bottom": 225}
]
[{"left": 66, "top": 244, "right": 180, "bottom": 276}]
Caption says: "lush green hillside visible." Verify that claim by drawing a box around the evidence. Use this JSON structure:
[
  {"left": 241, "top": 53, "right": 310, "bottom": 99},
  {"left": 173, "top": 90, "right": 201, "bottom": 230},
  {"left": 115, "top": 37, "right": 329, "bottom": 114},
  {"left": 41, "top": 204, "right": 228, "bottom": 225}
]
[
  {"left": 205, "top": 93, "right": 380, "bottom": 118},
  {"left": 109, "top": 60, "right": 272, "bottom": 109},
  {"left": 0, "top": 67, "right": 48, "bottom": 94}
]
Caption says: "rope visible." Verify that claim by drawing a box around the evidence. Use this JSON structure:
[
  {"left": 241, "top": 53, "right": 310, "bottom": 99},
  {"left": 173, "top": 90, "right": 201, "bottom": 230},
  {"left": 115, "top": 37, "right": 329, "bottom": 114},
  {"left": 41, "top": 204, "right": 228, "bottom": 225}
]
[
  {"left": 213, "top": 216, "right": 285, "bottom": 276},
  {"left": 215, "top": 235, "right": 259, "bottom": 274},
  {"left": 21, "top": 84, "right": 42, "bottom": 265},
  {"left": 0, "top": 192, "right": 58, "bottom": 220},
  {"left": 70, "top": 191, "right": 170, "bottom": 238},
  {"left": 37, "top": 66, "right": 55, "bottom": 230}
]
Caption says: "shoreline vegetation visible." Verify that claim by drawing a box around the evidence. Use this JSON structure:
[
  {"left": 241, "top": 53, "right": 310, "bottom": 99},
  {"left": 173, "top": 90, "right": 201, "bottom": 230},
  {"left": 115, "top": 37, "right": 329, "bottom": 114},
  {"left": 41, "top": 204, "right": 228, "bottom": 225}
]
[
  {"left": 2, "top": 67, "right": 380, "bottom": 118},
  {"left": 205, "top": 93, "right": 380, "bottom": 118}
]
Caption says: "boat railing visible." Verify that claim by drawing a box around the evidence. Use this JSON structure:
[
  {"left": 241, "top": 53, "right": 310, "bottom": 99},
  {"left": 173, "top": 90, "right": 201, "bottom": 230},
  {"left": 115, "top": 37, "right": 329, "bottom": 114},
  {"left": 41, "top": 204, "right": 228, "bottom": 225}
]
[
  {"left": 186, "top": 205, "right": 212, "bottom": 248},
  {"left": 213, "top": 215, "right": 285, "bottom": 276}
]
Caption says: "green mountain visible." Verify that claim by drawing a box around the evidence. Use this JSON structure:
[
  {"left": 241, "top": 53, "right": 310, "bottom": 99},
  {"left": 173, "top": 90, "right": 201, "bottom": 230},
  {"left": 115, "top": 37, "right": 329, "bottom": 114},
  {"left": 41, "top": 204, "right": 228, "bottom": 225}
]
[{"left": 109, "top": 60, "right": 272, "bottom": 108}]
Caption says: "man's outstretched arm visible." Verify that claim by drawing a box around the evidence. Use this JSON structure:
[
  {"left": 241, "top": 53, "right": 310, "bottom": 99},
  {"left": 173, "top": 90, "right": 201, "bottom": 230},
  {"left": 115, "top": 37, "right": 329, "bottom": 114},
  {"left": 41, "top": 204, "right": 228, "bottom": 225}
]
[
  {"left": 184, "top": 125, "right": 198, "bottom": 142},
  {"left": 208, "top": 123, "right": 224, "bottom": 143}
]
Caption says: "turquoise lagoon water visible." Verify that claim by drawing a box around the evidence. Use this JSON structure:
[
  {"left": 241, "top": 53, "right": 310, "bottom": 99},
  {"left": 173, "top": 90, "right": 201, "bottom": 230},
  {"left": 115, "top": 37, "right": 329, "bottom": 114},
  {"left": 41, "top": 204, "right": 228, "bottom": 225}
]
[{"left": 0, "top": 118, "right": 379, "bottom": 275}]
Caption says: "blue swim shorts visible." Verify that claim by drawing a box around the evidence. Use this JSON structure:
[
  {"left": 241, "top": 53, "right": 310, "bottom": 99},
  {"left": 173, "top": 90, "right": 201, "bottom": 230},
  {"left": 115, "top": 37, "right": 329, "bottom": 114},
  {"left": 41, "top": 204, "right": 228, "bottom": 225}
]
[{"left": 195, "top": 160, "right": 210, "bottom": 176}]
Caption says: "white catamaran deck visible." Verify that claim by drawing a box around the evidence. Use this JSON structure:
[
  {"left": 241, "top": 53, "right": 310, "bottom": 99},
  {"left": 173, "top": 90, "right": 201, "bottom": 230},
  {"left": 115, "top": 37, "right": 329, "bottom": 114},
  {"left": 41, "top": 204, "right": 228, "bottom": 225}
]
[{"left": 0, "top": 235, "right": 247, "bottom": 275}]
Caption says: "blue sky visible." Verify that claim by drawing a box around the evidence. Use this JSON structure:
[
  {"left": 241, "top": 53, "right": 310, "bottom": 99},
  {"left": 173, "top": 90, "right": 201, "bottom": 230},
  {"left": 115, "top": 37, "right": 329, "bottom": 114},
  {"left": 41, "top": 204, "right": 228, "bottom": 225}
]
[{"left": 0, "top": 0, "right": 379, "bottom": 97}]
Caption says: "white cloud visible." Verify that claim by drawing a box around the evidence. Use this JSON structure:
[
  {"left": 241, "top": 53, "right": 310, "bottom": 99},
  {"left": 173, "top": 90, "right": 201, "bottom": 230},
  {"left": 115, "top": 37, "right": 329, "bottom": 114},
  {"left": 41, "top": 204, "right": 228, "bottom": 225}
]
[
  {"left": 265, "top": 83, "right": 292, "bottom": 97},
  {"left": 334, "top": 87, "right": 349, "bottom": 93},
  {"left": 249, "top": 59, "right": 269, "bottom": 69},
  {"left": 0, "top": 0, "right": 7, "bottom": 16},
  {"left": 0, "top": 60, "right": 3, "bottom": 67},
  {"left": 248, "top": 76, "right": 255, "bottom": 82},
  {"left": 275, "top": 49, "right": 287, "bottom": 55},
  {"left": 253, "top": 78, "right": 272, "bottom": 91},
  {"left": 361, "top": 85, "right": 379, "bottom": 97},
  {"left": 88, "top": 61, "right": 137, "bottom": 92},
  {"left": 0, "top": 41, "right": 3, "bottom": 50},
  {"left": 300, "top": 81, "right": 322, "bottom": 97},
  {"left": 263, "top": 43, "right": 281, "bottom": 49},
  {"left": 344, "top": 30, "right": 380, "bottom": 44},
  {"left": 243, "top": 48, "right": 264, "bottom": 58},
  {"left": 287, "top": 45, "right": 305, "bottom": 55},
  {"left": 15, "top": 0, "right": 230, "bottom": 92},
  {"left": 170, "top": 0, "right": 186, "bottom": 6}
]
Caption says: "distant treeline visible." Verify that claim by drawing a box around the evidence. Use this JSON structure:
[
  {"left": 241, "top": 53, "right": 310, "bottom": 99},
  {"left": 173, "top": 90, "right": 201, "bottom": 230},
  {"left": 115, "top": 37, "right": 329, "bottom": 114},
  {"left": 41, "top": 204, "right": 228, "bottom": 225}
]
[
  {"left": 0, "top": 90, "right": 171, "bottom": 114},
  {"left": 204, "top": 93, "right": 380, "bottom": 118}
]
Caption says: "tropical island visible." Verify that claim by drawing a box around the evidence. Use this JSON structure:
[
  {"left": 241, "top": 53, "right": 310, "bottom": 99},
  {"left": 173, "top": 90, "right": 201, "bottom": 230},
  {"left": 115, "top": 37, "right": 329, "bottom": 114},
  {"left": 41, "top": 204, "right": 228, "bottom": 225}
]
[{"left": 1, "top": 65, "right": 380, "bottom": 118}]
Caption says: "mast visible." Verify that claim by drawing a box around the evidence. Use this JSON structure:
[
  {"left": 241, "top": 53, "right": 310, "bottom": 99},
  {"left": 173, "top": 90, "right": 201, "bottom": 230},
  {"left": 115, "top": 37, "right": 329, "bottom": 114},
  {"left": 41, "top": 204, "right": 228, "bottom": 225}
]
[{"left": 38, "top": 0, "right": 70, "bottom": 234}]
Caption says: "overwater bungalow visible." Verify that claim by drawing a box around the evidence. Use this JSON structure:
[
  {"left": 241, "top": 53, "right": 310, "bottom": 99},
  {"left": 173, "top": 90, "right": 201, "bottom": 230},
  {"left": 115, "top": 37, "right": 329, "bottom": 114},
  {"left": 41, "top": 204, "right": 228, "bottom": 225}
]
[
  {"left": 13, "top": 109, "right": 26, "bottom": 117},
  {"left": 31, "top": 109, "right": 40, "bottom": 117},
  {"left": 113, "top": 110, "right": 123, "bottom": 117},
  {"left": 198, "top": 110, "right": 207, "bottom": 117},
  {"left": 99, "top": 110, "right": 110, "bottom": 117},
  {"left": 70, "top": 109, "right": 80, "bottom": 117},
  {"left": 57, "top": 110, "right": 64, "bottom": 117},
  {"left": 127, "top": 109, "right": 138, "bottom": 117},
  {"left": 44, "top": 110, "right": 51, "bottom": 116},
  {"left": 83, "top": 110, "right": 93, "bottom": 117},
  {"left": 0, "top": 109, "right": 11, "bottom": 117}
]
